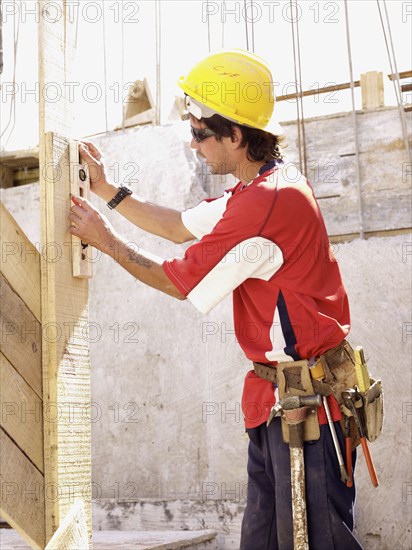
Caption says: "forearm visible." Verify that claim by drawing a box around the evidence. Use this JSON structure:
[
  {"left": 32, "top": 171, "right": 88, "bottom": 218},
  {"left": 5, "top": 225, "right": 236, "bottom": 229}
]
[
  {"left": 95, "top": 182, "right": 194, "bottom": 244},
  {"left": 101, "top": 233, "right": 186, "bottom": 300}
]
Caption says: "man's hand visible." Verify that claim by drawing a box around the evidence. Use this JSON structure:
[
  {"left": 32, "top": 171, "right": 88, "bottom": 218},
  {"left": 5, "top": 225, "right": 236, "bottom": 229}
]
[
  {"left": 68, "top": 195, "right": 185, "bottom": 300},
  {"left": 69, "top": 195, "right": 117, "bottom": 253},
  {"left": 78, "top": 141, "right": 109, "bottom": 194}
]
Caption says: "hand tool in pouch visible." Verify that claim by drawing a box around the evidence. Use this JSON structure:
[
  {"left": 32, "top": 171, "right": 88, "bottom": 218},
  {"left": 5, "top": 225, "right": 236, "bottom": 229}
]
[
  {"left": 310, "top": 360, "right": 350, "bottom": 484},
  {"left": 271, "top": 395, "right": 322, "bottom": 550},
  {"left": 344, "top": 415, "right": 353, "bottom": 488},
  {"left": 322, "top": 396, "right": 350, "bottom": 484},
  {"left": 342, "top": 389, "right": 379, "bottom": 487}
]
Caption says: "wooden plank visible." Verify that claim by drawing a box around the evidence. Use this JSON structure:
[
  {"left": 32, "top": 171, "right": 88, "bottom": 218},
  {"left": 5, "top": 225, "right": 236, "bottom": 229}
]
[
  {"left": 387, "top": 70, "right": 412, "bottom": 80},
  {"left": 360, "top": 71, "right": 384, "bottom": 110},
  {"left": 0, "top": 272, "right": 42, "bottom": 398},
  {"left": 39, "top": 0, "right": 92, "bottom": 545},
  {"left": 0, "top": 147, "right": 39, "bottom": 167},
  {"left": 301, "top": 108, "right": 411, "bottom": 236},
  {"left": 13, "top": 167, "right": 40, "bottom": 186},
  {"left": 0, "top": 352, "right": 43, "bottom": 472},
  {"left": 45, "top": 500, "right": 88, "bottom": 550},
  {"left": 276, "top": 80, "right": 360, "bottom": 102},
  {"left": 0, "top": 201, "right": 41, "bottom": 321},
  {"left": 0, "top": 529, "right": 218, "bottom": 550},
  {"left": 123, "top": 78, "right": 155, "bottom": 122},
  {"left": 0, "top": 428, "right": 45, "bottom": 549},
  {"left": 39, "top": 131, "right": 92, "bottom": 545},
  {"left": 0, "top": 165, "right": 14, "bottom": 188}
]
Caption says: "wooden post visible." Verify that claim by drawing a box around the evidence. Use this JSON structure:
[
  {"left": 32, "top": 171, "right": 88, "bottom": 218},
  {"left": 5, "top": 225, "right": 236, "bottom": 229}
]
[
  {"left": 360, "top": 71, "right": 385, "bottom": 110},
  {"left": 39, "top": 1, "right": 92, "bottom": 545}
]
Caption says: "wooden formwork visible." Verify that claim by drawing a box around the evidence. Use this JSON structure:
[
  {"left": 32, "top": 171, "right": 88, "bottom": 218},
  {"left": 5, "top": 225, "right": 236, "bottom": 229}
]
[
  {"left": 0, "top": 112, "right": 92, "bottom": 550},
  {"left": 0, "top": 1, "right": 92, "bottom": 548}
]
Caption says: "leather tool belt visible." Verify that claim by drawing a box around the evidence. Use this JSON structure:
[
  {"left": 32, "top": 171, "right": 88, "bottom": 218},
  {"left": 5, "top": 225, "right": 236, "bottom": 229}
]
[
  {"left": 253, "top": 339, "right": 357, "bottom": 403},
  {"left": 253, "top": 340, "right": 358, "bottom": 443}
]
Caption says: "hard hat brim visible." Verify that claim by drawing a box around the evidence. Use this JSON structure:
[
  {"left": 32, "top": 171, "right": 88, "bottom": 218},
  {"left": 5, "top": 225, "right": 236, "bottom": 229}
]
[{"left": 184, "top": 95, "right": 284, "bottom": 136}]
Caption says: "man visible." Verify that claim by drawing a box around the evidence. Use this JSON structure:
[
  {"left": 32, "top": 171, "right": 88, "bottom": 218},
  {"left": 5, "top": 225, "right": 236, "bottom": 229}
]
[{"left": 70, "top": 50, "right": 363, "bottom": 549}]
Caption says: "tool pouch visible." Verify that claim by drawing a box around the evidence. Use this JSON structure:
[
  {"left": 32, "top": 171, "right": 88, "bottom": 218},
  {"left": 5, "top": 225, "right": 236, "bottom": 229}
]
[
  {"left": 360, "top": 378, "right": 384, "bottom": 442},
  {"left": 320, "top": 340, "right": 358, "bottom": 405},
  {"left": 341, "top": 378, "right": 384, "bottom": 448},
  {"left": 277, "top": 361, "right": 320, "bottom": 443}
]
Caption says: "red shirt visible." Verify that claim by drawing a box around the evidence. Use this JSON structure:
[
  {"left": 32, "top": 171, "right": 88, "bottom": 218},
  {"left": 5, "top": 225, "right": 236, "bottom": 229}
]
[{"left": 163, "top": 161, "right": 349, "bottom": 428}]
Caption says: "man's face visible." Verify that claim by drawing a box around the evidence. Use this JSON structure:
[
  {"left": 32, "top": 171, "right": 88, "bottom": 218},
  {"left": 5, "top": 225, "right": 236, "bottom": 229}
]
[{"left": 189, "top": 116, "right": 236, "bottom": 176}]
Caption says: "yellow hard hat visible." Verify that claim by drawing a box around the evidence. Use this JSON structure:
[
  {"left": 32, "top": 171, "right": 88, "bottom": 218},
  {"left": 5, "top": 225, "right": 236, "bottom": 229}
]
[{"left": 178, "top": 49, "right": 282, "bottom": 135}]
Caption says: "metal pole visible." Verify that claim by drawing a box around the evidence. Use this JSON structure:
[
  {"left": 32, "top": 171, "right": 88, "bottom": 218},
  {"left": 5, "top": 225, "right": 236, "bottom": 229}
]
[{"left": 344, "top": 0, "right": 365, "bottom": 240}]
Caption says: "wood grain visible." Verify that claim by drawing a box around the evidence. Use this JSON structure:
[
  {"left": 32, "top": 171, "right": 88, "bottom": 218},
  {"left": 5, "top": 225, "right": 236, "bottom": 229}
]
[
  {"left": 0, "top": 428, "right": 45, "bottom": 549},
  {"left": 0, "top": 352, "right": 43, "bottom": 472},
  {"left": 0, "top": 201, "right": 41, "bottom": 321},
  {"left": 39, "top": 1, "right": 92, "bottom": 544},
  {"left": 0, "top": 272, "right": 42, "bottom": 398},
  {"left": 45, "top": 500, "right": 88, "bottom": 550}
]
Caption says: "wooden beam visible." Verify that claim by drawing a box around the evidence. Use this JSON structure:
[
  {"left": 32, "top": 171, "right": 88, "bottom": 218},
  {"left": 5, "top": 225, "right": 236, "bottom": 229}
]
[
  {"left": 0, "top": 272, "right": 42, "bottom": 398},
  {"left": 0, "top": 149, "right": 39, "bottom": 188},
  {"left": 39, "top": 1, "right": 92, "bottom": 545},
  {"left": 0, "top": 428, "right": 45, "bottom": 549},
  {"left": 0, "top": 201, "right": 41, "bottom": 322},
  {"left": 360, "top": 71, "right": 384, "bottom": 110},
  {"left": 13, "top": 167, "right": 40, "bottom": 186},
  {"left": 0, "top": 352, "right": 43, "bottom": 471},
  {"left": 123, "top": 78, "right": 155, "bottom": 122},
  {"left": 387, "top": 70, "right": 412, "bottom": 80},
  {"left": 276, "top": 81, "right": 360, "bottom": 102},
  {"left": 45, "top": 500, "right": 88, "bottom": 550}
]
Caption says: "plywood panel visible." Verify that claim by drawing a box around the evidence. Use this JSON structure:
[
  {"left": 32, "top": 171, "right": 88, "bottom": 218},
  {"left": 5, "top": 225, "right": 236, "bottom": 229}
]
[
  {"left": 0, "top": 201, "right": 41, "bottom": 321},
  {"left": 0, "top": 352, "right": 43, "bottom": 472},
  {"left": 0, "top": 428, "right": 45, "bottom": 549},
  {"left": 0, "top": 272, "right": 42, "bottom": 398}
]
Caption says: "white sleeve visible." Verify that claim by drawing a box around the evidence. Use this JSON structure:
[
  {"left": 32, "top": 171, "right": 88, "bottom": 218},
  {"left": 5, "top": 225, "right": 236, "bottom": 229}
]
[
  {"left": 181, "top": 191, "right": 232, "bottom": 240},
  {"left": 187, "top": 237, "right": 284, "bottom": 314}
]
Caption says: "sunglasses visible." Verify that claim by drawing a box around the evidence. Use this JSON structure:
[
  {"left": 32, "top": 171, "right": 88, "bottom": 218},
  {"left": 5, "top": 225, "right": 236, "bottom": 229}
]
[{"left": 190, "top": 126, "right": 217, "bottom": 143}]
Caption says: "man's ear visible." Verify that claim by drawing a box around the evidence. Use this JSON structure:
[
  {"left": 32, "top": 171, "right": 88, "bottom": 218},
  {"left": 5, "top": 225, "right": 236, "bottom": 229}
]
[{"left": 230, "top": 126, "right": 244, "bottom": 148}]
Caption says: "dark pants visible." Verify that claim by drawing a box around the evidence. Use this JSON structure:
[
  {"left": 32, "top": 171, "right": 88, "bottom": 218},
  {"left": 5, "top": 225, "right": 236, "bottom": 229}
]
[{"left": 240, "top": 418, "right": 363, "bottom": 550}]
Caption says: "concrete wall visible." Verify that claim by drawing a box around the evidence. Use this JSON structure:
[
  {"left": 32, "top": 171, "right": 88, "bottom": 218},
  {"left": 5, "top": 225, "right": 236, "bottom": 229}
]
[{"left": 1, "top": 107, "right": 411, "bottom": 549}]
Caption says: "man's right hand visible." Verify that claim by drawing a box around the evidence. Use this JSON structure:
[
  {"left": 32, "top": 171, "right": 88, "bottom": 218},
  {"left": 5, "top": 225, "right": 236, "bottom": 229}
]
[{"left": 78, "top": 140, "right": 109, "bottom": 195}]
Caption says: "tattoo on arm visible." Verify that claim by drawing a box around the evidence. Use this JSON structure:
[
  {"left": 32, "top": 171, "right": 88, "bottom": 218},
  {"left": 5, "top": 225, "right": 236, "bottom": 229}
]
[{"left": 125, "top": 248, "right": 153, "bottom": 269}]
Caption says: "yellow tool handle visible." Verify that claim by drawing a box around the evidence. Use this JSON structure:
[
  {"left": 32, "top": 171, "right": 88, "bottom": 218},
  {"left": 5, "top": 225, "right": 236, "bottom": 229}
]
[{"left": 354, "top": 346, "right": 370, "bottom": 392}]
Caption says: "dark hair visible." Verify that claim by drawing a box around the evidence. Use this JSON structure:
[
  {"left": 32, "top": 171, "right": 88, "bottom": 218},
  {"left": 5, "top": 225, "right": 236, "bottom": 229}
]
[{"left": 202, "top": 114, "right": 285, "bottom": 163}]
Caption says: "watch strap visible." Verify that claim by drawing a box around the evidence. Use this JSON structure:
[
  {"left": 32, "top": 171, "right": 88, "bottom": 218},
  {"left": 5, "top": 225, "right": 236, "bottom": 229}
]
[{"left": 107, "top": 185, "right": 133, "bottom": 210}]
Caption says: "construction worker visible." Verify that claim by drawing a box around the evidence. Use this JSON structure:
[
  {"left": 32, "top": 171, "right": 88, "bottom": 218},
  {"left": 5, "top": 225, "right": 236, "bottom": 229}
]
[{"left": 70, "top": 50, "right": 363, "bottom": 549}]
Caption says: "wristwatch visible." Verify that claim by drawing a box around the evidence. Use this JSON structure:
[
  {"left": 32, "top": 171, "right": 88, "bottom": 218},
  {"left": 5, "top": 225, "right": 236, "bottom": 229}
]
[{"left": 107, "top": 185, "right": 133, "bottom": 210}]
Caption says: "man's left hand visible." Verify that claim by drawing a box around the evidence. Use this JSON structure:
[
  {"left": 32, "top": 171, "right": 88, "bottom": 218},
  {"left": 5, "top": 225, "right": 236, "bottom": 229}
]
[{"left": 69, "top": 195, "right": 118, "bottom": 253}]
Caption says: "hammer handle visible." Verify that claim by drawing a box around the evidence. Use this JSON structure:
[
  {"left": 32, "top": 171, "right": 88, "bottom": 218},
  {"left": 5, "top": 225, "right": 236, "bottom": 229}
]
[
  {"left": 345, "top": 437, "right": 353, "bottom": 488},
  {"left": 360, "top": 437, "right": 379, "bottom": 487}
]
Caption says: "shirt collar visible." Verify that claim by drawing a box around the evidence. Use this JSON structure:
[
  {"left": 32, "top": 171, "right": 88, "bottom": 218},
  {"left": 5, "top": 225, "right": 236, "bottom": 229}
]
[{"left": 259, "top": 159, "right": 282, "bottom": 175}]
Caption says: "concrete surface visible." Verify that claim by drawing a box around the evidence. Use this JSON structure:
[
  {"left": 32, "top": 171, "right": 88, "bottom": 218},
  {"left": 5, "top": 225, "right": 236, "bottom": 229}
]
[
  {"left": 0, "top": 529, "right": 217, "bottom": 550},
  {"left": 1, "top": 108, "right": 411, "bottom": 549}
]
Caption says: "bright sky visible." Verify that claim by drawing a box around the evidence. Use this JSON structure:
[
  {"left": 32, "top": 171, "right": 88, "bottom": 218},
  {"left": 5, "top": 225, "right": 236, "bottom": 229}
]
[{"left": 0, "top": 0, "right": 411, "bottom": 151}]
